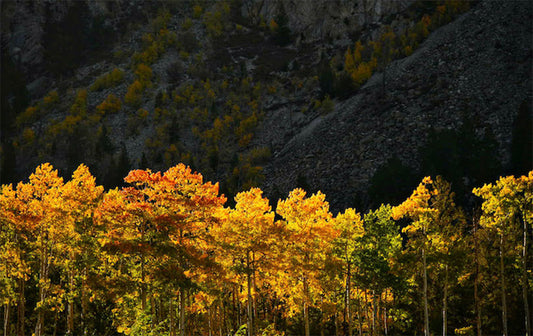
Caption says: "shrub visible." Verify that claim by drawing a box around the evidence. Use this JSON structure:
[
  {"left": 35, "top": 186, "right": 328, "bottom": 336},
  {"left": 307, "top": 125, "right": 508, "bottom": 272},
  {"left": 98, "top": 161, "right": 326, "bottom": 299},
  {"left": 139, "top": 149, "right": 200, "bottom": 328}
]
[
  {"left": 125, "top": 80, "right": 144, "bottom": 107},
  {"left": 69, "top": 89, "right": 87, "bottom": 116},
  {"left": 22, "top": 127, "right": 35, "bottom": 145},
  {"left": 61, "top": 114, "right": 83, "bottom": 134},
  {"left": 43, "top": 90, "right": 59, "bottom": 107},
  {"left": 152, "top": 8, "right": 170, "bottom": 31},
  {"left": 204, "top": 10, "right": 224, "bottom": 37},
  {"left": 320, "top": 95, "right": 334, "bottom": 114},
  {"left": 97, "top": 93, "right": 122, "bottom": 115},
  {"left": 158, "top": 28, "right": 177, "bottom": 48},
  {"left": 269, "top": 19, "right": 279, "bottom": 32},
  {"left": 132, "top": 45, "right": 159, "bottom": 65},
  {"left": 134, "top": 64, "right": 153, "bottom": 86},
  {"left": 141, "top": 33, "right": 154, "bottom": 49},
  {"left": 16, "top": 105, "right": 39, "bottom": 126},
  {"left": 193, "top": 5, "right": 203, "bottom": 19},
  {"left": 182, "top": 18, "right": 193, "bottom": 30},
  {"left": 90, "top": 68, "right": 124, "bottom": 91},
  {"left": 248, "top": 146, "right": 271, "bottom": 165},
  {"left": 179, "top": 51, "right": 190, "bottom": 60},
  {"left": 127, "top": 108, "right": 149, "bottom": 135},
  {"left": 236, "top": 112, "right": 258, "bottom": 137},
  {"left": 350, "top": 60, "right": 375, "bottom": 86}
]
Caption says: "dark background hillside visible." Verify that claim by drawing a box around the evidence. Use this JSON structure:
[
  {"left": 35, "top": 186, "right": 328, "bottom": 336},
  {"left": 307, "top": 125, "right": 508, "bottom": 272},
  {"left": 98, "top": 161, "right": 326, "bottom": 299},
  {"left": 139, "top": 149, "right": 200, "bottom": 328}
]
[{"left": 1, "top": 0, "right": 531, "bottom": 211}]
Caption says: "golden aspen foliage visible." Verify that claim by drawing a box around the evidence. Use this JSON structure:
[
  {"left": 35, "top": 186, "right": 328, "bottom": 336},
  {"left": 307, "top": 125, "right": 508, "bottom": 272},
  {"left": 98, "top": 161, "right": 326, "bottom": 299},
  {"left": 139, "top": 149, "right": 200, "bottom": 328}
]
[
  {"left": 124, "top": 80, "right": 144, "bottom": 107},
  {"left": 96, "top": 93, "right": 122, "bottom": 115},
  {"left": 276, "top": 188, "right": 339, "bottom": 334},
  {"left": 90, "top": 68, "right": 125, "bottom": 92}
]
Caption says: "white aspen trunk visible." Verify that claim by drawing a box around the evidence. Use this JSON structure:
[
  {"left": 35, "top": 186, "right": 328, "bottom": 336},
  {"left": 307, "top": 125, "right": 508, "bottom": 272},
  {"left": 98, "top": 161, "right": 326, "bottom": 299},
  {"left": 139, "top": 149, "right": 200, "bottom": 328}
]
[
  {"left": 423, "top": 246, "right": 429, "bottom": 336},
  {"left": 443, "top": 264, "right": 448, "bottom": 336},
  {"left": 371, "top": 291, "right": 376, "bottom": 336},
  {"left": 67, "top": 268, "right": 74, "bottom": 335},
  {"left": 383, "top": 290, "right": 388, "bottom": 336},
  {"left": 81, "top": 266, "right": 88, "bottom": 336},
  {"left": 208, "top": 306, "right": 212, "bottom": 336},
  {"left": 170, "top": 297, "right": 175, "bottom": 336},
  {"left": 4, "top": 301, "right": 10, "bottom": 336},
  {"left": 346, "top": 261, "right": 352, "bottom": 336},
  {"left": 17, "top": 278, "right": 24, "bottom": 336},
  {"left": 522, "top": 214, "right": 531, "bottom": 336},
  {"left": 252, "top": 252, "right": 257, "bottom": 336},
  {"left": 473, "top": 216, "right": 482, "bottom": 336},
  {"left": 356, "top": 287, "right": 362, "bottom": 336},
  {"left": 179, "top": 288, "right": 186, "bottom": 336},
  {"left": 35, "top": 239, "right": 47, "bottom": 336},
  {"left": 246, "top": 253, "right": 253, "bottom": 336},
  {"left": 303, "top": 275, "right": 310, "bottom": 336},
  {"left": 500, "top": 234, "right": 508, "bottom": 336}
]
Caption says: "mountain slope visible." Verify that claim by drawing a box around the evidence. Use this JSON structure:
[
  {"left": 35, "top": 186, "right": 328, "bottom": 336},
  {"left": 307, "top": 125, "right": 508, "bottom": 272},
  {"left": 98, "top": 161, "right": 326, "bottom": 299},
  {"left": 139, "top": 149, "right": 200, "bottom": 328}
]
[{"left": 262, "top": 0, "right": 532, "bottom": 211}]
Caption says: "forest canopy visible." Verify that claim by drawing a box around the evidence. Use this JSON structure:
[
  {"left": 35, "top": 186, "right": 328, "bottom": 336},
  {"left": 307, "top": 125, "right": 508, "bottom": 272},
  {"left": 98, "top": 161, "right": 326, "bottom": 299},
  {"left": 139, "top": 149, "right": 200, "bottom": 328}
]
[{"left": 0, "top": 163, "right": 531, "bottom": 336}]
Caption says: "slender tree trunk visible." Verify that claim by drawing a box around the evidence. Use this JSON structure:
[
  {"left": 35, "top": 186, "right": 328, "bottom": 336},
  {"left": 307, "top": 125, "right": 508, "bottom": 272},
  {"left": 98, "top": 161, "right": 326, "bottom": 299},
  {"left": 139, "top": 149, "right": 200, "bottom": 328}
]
[
  {"left": 170, "top": 298, "right": 175, "bottom": 336},
  {"left": 218, "top": 304, "right": 223, "bottom": 336},
  {"left": 81, "top": 266, "right": 88, "bottom": 336},
  {"left": 237, "top": 289, "right": 242, "bottom": 328},
  {"left": 334, "top": 312, "right": 339, "bottom": 336},
  {"left": 521, "top": 214, "right": 531, "bottom": 336},
  {"left": 35, "top": 242, "right": 48, "bottom": 336},
  {"left": 251, "top": 253, "right": 257, "bottom": 336},
  {"left": 371, "top": 291, "right": 376, "bottom": 336},
  {"left": 17, "top": 278, "right": 24, "bottom": 336},
  {"left": 272, "top": 298, "right": 277, "bottom": 331},
  {"left": 67, "top": 268, "right": 74, "bottom": 335},
  {"left": 356, "top": 287, "right": 362, "bottom": 336},
  {"left": 500, "top": 234, "right": 508, "bottom": 336},
  {"left": 364, "top": 290, "right": 369, "bottom": 336},
  {"left": 52, "top": 311, "right": 57, "bottom": 336},
  {"left": 442, "top": 264, "right": 448, "bottom": 336},
  {"left": 303, "top": 274, "right": 310, "bottom": 336},
  {"left": 158, "top": 296, "right": 163, "bottom": 325},
  {"left": 383, "top": 290, "right": 388, "bottom": 336},
  {"left": 208, "top": 306, "right": 212, "bottom": 336},
  {"left": 246, "top": 253, "right": 253, "bottom": 336},
  {"left": 179, "top": 288, "right": 186, "bottom": 336},
  {"left": 4, "top": 301, "right": 10, "bottom": 336},
  {"left": 422, "top": 246, "right": 429, "bottom": 336},
  {"left": 346, "top": 261, "right": 352, "bottom": 336},
  {"left": 473, "top": 216, "right": 482, "bottom": 336},
  {"left": 224, "top": 297, "right": 229, "bottom": 336},
  {"left": 151, "top": 295, "right": 156, "bottom": 328}
]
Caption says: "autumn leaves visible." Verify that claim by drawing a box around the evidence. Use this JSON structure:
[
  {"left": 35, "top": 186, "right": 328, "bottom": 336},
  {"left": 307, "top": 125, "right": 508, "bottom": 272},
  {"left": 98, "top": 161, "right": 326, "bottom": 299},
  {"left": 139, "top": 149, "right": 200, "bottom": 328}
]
[{"left": 1, "top": 163, "right": 531, "bottom": 336}]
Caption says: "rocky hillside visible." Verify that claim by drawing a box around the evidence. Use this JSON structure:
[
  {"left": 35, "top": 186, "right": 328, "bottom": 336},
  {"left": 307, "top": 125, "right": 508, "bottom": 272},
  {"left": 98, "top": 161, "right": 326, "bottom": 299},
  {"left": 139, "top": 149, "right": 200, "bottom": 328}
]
[
  {"left": 1, "top": 0, "right": 412, "bottom": 82},
  {"left": 1, "top": 0, "right": 530, "bottom": 211},
  {"left": 262, "top": 0, "right": 532, "bottom": 211}
]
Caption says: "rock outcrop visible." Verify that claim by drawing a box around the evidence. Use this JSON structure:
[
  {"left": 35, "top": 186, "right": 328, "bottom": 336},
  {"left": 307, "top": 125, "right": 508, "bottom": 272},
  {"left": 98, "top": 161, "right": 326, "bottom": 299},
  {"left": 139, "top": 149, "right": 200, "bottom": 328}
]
[
  {"left": 261, "top": 0, "right": 532, "bottom": 212},
  {"left": 242, "top": 0, "right": 414, "bottom": 43}
]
